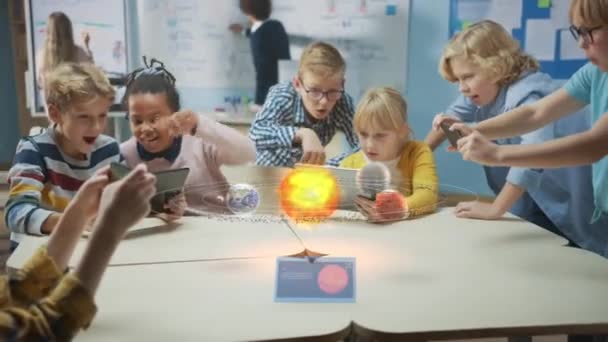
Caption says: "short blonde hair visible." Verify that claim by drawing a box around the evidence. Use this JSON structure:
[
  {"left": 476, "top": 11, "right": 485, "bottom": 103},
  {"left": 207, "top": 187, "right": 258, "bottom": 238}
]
[
  {"left": 45, "top": 62, "right": 115, "bottom": 112},
  {"left": 353, "top": 87, "right": 408, "bottom": 133},
  {"left": 439, "top": 20, "right": 539, "bottom": 86},
  {"left": 569, "top": 0, "right": 608, "bottom": 27},
  {"left": 298, "top": 41, "right": 346, "bottom": 78}
]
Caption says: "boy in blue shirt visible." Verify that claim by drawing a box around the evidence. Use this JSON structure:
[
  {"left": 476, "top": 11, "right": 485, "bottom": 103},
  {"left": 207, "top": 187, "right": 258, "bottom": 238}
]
[
  {"left": 427, "top": 20, "right": 608, "bottom": 258},
  {"left": 448, "top": 0, "right": 608, "bottom": 234}
]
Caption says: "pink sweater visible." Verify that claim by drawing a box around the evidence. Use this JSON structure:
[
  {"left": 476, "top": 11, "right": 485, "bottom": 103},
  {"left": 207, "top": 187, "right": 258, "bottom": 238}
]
[{"left": 121, "top": 115, "right": 256, "bottom": 212}]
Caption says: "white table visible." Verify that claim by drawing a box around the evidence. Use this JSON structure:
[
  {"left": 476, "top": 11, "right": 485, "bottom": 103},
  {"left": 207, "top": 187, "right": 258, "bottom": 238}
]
[{"left": 8, "top": 208, "right": 608, "bottom": 341}]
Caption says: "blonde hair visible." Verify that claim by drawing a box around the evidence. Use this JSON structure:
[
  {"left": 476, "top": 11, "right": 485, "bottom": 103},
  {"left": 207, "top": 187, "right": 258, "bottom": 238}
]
[
  {"left": 439, "top": 20, "right": 539, "bottom": 86},
  {"left": 45, "top": 63, "right": 115, "bottom": 112},
  {"left": 353, "top": 87, "right": 408, "bottom": 134},
  {"left": 569, "top": 0, "right": 608, "bottom": 27},
  {"left": 298, "top": 41, "right": 346, "bottom": 78},
  {"left": 42, "top": 12, "right": 79, "bottom": 75}
]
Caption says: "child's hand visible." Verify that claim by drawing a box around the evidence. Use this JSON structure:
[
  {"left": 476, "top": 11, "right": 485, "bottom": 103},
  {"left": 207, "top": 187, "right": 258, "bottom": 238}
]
[
  {"left": 70, "top": 166, "right": 110, "bottom": 220},
  {"left": 169, "top": 110, "right": 199, "bottom": 137},
  {"left": 457, "top": 130, "right": 502, "bottom": 166},
  {"left": 355, "top": 193, "right": 407, "bottom": 223},
  {"left": 228, "top": 23, "right": 244, "bottom": 34},
  {"left": 454, "top": 200, "right": 503, "bottom": 220},
  {"left": 298, "top": 128, "right": 326, "bottom": 165},
  {"left": 432, "top": 113, "right": 462, "bottom": 151},
  {"left": 376, "top": 191, "right": 408, "bottom": 221},
  {"left": 162, "top": 192, "right": 187, "bottom": 221},
  {"left": 432, "top": 113, "right": 461, "bottom": 131},
  {"left": 95, "top": 164, "right": 156, "bottom": 239}
]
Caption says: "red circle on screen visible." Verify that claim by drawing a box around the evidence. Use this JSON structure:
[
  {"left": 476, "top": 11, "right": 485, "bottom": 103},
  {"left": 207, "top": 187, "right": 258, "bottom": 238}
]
[{"left": 317, "top": 264, "right": 349, "bottom": 295}]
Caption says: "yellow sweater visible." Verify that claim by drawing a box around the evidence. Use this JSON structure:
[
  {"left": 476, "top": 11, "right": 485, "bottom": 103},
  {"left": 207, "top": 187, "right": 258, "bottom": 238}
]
[
  {"left": 340, "top": 140, "right": 439, "bottom": 218},
  {"left": 0, "top": 246, "right": 96, "bottom": 341}
]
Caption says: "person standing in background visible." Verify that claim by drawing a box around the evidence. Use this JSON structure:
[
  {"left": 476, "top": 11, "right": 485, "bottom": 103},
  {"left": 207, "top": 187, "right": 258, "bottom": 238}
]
[
  {"left": 36, "top": 12, "right": 94, "bottom": 112},
  {"left": 229, "top": 0, "right": 291, "bottom": 111}
]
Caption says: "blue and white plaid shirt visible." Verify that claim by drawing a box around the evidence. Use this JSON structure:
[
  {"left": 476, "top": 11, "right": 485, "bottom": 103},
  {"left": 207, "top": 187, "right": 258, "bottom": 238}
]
[{"left": 249, "top": 82, "right": 359, "bottom": 167}]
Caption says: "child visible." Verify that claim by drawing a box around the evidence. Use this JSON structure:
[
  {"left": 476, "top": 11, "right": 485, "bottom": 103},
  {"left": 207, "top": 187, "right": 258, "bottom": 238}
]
[
  {"left": 249, "top": 41, "right": 359, "bottom": 167},
  {"left": 36, "top": 12, "right": 94, "bottom": 109},
  {"left": 120, "top": 58, "right": 256, "bottom": 214},
  {"left": 341, "top": 87, "right": 438, "bottom": 221},
  {"left": 427, "top": 20, "right": 608, "bottom": 258},
  {"left": 0, "top": 164, "right": 156, "bottom": 340},
  {"left": 5, "top": 63, "right": 120, "bottom": 250},
  {"left": 448, "top": 0, "right": 608, "bottom": 230},
  {"left": 229, "top": 0, "right": 291, "bottom": 107}
]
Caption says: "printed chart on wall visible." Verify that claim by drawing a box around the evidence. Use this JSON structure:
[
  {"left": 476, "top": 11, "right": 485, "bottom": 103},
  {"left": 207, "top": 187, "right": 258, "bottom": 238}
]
[
  {"left": 273, "top": 0, "right": 410, "bottom": 97},
  {"left": 449, "top": 0, "right": 587, "bottom": 79},
  {"left": 137, "top": 0, "right": 256, "bottom": 89}
]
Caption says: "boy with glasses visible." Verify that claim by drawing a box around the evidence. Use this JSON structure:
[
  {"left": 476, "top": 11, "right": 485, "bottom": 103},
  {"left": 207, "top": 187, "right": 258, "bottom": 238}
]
[{"left": 249, "top": 41, "right": 359, "bottom": 166}]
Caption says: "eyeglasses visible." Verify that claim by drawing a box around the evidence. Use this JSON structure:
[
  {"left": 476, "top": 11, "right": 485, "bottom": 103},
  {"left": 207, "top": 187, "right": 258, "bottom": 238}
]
[
  {"left": 299, "top": 78, "right": 344, "bottom": 102},
  {"left": 569, "top": 25, "right": 603, "bottom": 44}
]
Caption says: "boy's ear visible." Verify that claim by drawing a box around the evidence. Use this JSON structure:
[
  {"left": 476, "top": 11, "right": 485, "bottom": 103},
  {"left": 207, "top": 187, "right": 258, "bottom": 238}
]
[
  {"left": 292, "top": 76, "right": 301, "bottom": 89},
  {"left": 47, "top": 104, "right": 61, "bottom": 124}
]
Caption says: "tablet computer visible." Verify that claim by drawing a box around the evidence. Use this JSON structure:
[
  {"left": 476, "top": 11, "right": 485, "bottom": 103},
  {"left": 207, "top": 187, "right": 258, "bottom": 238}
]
[{"left": 110, "top": 163, "right": 190, "bottom": 213}]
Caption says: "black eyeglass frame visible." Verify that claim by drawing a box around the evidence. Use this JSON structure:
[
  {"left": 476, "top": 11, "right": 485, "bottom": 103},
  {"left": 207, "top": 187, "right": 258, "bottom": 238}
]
[
  {"left": 569, "top": 25, "right": 603, "bottom": 44},
  {"left": 298, "top": 77, "right": 345, "bottom": 102}
]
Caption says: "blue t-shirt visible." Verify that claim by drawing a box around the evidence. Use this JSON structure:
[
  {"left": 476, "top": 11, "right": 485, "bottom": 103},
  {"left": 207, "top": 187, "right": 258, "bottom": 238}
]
[{"left": 564, "top": 62, "right": 608, "bottom": 221}]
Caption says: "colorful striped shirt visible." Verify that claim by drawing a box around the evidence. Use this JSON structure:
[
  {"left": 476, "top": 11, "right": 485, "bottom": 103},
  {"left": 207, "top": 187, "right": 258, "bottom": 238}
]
[
  {"left": 249, "top": 81, "right": 359, "bottom": 167},
  {"left": 5, "top": 126, "right": 121, "bottom": 243}
]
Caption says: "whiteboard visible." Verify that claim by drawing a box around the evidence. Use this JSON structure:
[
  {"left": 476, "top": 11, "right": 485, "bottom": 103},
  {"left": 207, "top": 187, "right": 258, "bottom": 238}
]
[
  {"left": 136, "top": 0, "right": 409, "bottom": 100},
  {"left": 137, "top": 0, "right": 256, "bottom": 89},
  {"left": 274, "top": 0, "right": 409, "bottom": 96},
  {"left": 30, "top": 0, "right": 128, "bottom": 78}
]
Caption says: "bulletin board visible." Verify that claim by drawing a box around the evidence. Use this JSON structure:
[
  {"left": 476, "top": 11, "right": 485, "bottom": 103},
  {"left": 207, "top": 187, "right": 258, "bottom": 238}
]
[{"left": 449, "top": 0, "right": 587, "bottom": 79}]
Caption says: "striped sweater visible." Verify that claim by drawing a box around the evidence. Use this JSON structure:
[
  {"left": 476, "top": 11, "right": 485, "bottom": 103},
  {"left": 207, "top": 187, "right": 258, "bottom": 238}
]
[{"left": 4, "top": 126, "right": 121, "bottom": 243}]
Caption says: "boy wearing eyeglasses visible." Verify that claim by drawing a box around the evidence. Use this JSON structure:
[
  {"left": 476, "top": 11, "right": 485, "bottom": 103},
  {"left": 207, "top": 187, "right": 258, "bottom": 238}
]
[{"left": 249, "top": 41, "right": 359, "bottom": 166}]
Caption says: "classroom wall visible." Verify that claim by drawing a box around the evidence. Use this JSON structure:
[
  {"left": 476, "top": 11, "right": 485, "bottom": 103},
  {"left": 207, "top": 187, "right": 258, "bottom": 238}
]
[
  {"left": 1, "top": 0, "right": 493, "bottom": 196},
  {"left": 406, "top": 0, "right": 492, "bottom": 196},
  {"left": 0, "top": 1, "right": 20, "bottom": 167},
  {"left": 124, "top": 0, "right": 494, "bottom": 196}
]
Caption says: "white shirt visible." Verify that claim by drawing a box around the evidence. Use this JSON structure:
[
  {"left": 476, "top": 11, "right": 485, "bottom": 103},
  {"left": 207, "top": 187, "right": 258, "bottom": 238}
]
[{"left": 250, "top": 19, "right": 266, "bottom": 33}]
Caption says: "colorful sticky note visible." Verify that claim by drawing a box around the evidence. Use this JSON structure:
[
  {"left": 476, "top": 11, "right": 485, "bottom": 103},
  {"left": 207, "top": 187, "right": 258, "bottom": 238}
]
[
  {"left": 462, "top": 20, "right": 473, "bottom": 30},
  {"left": 538, "top": 0, "right": 551, "bottom": 8},
  {"left": 385, "top": 4, "right": 397, "bottom": 16}
]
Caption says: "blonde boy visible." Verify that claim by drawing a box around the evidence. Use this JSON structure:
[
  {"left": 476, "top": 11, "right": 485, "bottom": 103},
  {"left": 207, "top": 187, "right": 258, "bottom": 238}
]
[
  {"left": 447, "top": 0, "right": 608, "bottom": 228},
  {"left": 249, "top": 41, "right": 358, "bottom": 166},
  {"left": 5, "top": 63, "right": 120, "bottom": 248},
  {"left": 430, "top": 19, "right": 608, "bottom": 258},
  {"left": 341, "top": 87, "right": 439, "bottom": 220}
]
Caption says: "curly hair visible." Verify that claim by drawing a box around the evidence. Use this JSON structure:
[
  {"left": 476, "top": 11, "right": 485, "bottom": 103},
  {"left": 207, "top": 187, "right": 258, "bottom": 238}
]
[{"left": 439, "top": 20, "right": 539, "bottom": 86}]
